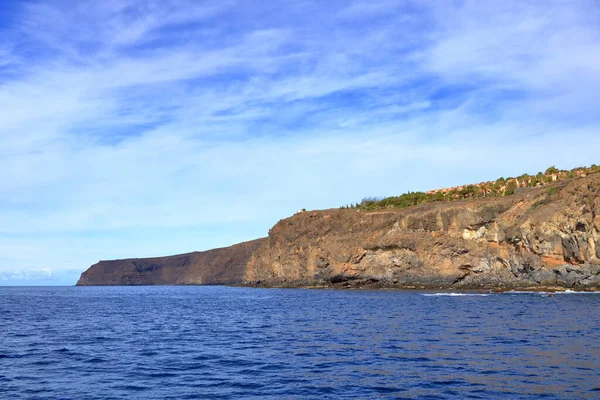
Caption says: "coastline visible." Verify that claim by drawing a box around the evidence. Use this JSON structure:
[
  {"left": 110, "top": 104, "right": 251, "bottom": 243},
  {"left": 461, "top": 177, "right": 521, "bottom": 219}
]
[
  {"left": 77, "top": 173, "right": 600, "bottom": 290},
  {"left": 239, "top": 282, "right": 600, "bottom": 293}
]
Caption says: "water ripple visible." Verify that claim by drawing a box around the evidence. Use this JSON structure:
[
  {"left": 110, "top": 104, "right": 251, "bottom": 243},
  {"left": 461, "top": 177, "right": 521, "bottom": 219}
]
[{"left": 1, "top": 286, "right": 599, "bottom": 399}]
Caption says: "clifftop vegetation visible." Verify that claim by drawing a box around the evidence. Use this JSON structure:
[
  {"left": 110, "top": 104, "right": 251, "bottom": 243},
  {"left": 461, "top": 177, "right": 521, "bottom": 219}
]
[{"left": 340, "top": 164, "right": 600, "bottom": 211}]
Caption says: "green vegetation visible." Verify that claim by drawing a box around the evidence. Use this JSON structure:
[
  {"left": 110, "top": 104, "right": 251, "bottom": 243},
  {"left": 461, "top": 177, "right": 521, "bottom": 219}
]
[{"left": 346, "top": 164, "right": 599, "bottom": 211}]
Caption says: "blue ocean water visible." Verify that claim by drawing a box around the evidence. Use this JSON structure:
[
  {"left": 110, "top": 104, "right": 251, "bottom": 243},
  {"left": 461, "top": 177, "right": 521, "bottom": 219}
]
[{"left": 1, "top": 287, "right": 599, "bottom": 399}]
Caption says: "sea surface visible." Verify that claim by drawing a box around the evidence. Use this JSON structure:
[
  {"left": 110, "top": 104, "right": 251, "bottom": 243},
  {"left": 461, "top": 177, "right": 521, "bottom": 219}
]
[{"left": 1, "top": 287, "right": 599, "bottom": 399}]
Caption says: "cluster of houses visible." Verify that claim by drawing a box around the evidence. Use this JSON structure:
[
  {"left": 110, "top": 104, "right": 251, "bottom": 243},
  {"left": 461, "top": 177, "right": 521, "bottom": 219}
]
[
  {"left": 356, "top": 166, "right": 598, "bottom": 210},
  {"left": 425, "top": 168, "right": 592, "bottom": 200}
]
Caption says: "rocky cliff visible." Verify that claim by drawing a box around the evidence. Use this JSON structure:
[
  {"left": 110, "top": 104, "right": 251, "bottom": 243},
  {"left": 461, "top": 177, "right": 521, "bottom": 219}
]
[
  {"left": 246, "top": 175, "right": 600, "bottom": 290},
  {"left": 77, "top": 174, "right": 600, "bottom": 290},
  {"left": 76, "top": 239, "right": 265, "bottom": 286}
]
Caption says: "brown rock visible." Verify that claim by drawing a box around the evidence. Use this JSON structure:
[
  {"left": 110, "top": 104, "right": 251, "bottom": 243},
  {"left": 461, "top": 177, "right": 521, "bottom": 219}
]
[
  {"left": 246, "top": 174, "right": 600, "bottom": 290},
  {"left": 76, "top": 173, "right": 600, "bottom": 290},
  {"left": 76, "top": 238, "right": 265, "bottom": 286}
]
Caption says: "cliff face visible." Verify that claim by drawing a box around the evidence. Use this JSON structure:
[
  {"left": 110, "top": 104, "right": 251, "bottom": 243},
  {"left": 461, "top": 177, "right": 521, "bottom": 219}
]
[
  {"left": 246, "top": 175, "right": 600, "bottom": 290},
  {"left": 76, "top": 239, "right": 265, "bottom": 286}
]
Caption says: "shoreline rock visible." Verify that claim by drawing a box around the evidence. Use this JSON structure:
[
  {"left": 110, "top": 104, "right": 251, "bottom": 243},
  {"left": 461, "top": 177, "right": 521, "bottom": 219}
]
[
  {"left": 76, "top": 239, "right": 265, "bottom": 286},
  {"left": 245, "top": 175, "right": 600, "bottom": 291}
]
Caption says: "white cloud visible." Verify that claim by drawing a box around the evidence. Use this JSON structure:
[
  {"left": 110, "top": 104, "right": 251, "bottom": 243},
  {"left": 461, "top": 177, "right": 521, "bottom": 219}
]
[
  {"left": 424, "top": 1, "right": 600, "bottom": 92},
  {"left": 337, "top": 0, "right": 403, "bottom": 19},
  {"left": 0, "top": 268, "right": 53, "bottom": 281}
]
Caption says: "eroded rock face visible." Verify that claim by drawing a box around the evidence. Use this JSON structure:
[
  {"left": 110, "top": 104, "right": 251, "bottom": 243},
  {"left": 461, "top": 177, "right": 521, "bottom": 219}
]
[
  {"left": 245, "top": 175, "right": 600, "bottom": 290},
  {"left": 76, "top": 239, "right": 265, "bottom": 286}
]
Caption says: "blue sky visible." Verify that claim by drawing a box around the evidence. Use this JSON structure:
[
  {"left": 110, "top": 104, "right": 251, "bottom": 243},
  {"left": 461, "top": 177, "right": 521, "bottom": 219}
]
[{"left": 1, "top": 0, "right": 599, "bottom": 285}]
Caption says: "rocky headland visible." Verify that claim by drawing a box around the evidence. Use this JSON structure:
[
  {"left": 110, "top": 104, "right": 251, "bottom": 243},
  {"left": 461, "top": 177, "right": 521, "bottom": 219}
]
[
  {"left": 76, "top": 239, "right": 265, "bottom": 286},
  {"left": 78, "top": 172, "right": 600, "bottom": 291}
]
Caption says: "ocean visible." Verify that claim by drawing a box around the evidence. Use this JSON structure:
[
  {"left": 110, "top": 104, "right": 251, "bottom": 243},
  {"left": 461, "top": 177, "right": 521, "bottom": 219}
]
[{"left": 1, "top": 286, "right": 599, "bottom": 399}]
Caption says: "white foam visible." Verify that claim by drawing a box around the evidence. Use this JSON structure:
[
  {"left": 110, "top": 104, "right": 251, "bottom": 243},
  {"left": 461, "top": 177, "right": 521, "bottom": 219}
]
[
  {"left": 558, "top": 290, "right": 599, "bottom": 294},
  {"left": 505, "top": 290, "right": 599, "bottom": 295},
  {"left": 422, "top": 293, "right": 490, "bottom": 297},
  {"left": 505, "top": 291, "right": 542, "bottom": 294}
]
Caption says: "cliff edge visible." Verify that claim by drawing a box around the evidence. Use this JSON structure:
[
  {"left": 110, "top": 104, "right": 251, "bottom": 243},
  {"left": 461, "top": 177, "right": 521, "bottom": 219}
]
[
  {"left": 76, "top": 238, "right": 265, "bottom": 286},
  {"left": 246, "top": 175, "right": 600, "bottom": 290}
]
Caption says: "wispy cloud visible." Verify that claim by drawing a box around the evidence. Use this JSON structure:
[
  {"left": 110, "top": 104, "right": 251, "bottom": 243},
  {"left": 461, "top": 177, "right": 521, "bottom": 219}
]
[
  {"left": 0, "top": 268, "right": 52, "bottom": 281},
  {"left": 1, "top": 0, "right": 598, "bottom": 284}
]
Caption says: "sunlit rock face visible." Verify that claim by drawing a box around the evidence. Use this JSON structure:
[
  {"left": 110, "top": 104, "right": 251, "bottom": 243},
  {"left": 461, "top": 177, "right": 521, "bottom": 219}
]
[{"left": 246, "top": 174, "right": 600, "bottom": 290}]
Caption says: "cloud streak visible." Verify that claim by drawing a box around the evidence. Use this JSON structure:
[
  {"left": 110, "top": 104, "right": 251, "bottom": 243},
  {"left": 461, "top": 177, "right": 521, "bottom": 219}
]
[{"left": 0, "top": 268, "right": 52, "bottom": 281}]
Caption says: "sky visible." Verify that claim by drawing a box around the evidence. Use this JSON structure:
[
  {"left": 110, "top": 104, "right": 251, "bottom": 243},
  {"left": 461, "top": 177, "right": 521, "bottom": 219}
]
[{"left": 1, "top": 0, "right": 599, "bottom": 285}]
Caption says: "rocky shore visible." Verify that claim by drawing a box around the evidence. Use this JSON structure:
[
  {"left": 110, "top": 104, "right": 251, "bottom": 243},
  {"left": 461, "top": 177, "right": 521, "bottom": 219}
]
[{"left": 78, "top": 174, "right": 600, "bottom": 291}]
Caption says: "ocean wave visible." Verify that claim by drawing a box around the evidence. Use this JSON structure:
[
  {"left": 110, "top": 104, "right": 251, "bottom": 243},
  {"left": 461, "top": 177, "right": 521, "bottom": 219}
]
[
  {"left": 422, "top": 293, "right": 490, "bottom": 297},
  {"left": 505, "top": 290, "right": 600, "bottom": 295},
  {"left": 560, "top": 290, "right": 600, "bottom": 294}
]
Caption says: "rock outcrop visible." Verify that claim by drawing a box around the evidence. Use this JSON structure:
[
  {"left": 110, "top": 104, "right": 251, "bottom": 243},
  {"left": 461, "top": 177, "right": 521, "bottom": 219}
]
[
  {"left": 245, "top": 175, "right": 600, "bottom": 290},
  {"left": 76, "top": 239, "right": 265, "bottom": 286}
]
